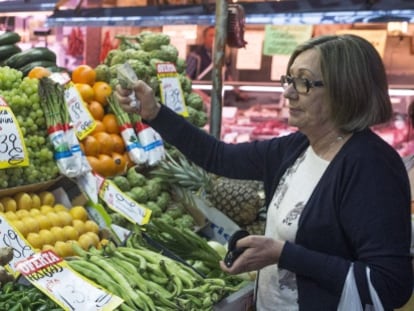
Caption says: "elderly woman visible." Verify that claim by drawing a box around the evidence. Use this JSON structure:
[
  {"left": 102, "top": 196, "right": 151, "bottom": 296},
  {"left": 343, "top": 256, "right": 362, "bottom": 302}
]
[{"left": 116, "top": 34, "right": 413, "bottom": 310}]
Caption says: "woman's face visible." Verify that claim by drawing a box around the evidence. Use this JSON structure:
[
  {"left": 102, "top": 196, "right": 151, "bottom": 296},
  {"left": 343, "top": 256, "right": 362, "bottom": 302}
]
[{"left": 283, "top": 49, "right": 333, "bottom": 136}]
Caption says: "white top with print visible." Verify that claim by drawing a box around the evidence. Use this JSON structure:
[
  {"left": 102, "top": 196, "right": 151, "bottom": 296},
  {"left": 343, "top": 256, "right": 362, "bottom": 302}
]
[{"left": 256, "top": 146, "right": 329, "bottom": 311}]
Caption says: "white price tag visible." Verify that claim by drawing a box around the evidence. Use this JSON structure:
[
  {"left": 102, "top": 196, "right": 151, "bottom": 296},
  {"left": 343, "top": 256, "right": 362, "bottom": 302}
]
[
  {"left": 15, "top": 250, "right": 123, "bottom": 311},
  {"left": 64, "top": 85, "right": 96, "bottom": 141},
  {"left": 157, "top": 63, "right": 187, "bottom": 116},
  {"left": 0, "top": 97, "right": 29, "bottom": 169},
  {"left": 0, "top": 214, "right": 34, "bottom": 272},
  {"left": 99, "top": 179, "right": 151, "bottom": 225},
  {"left": 49, "top": 72, "right": 71, "bottom": 85}
]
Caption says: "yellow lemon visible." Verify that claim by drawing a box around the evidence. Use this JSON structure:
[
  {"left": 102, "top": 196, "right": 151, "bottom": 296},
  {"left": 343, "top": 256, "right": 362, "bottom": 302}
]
[
  {"left": 15, "top": 209, "right": 30, "bottom": 219},
  {"left": 62, "top": 225, "right": 79, "bottom": 241},
  {"left": 38, "top": 229, "right": 56, "bottom": 245},
  {"left": 45, "top": 212, "right": 60, "bottom": 228},
  {"left": 1, "top": 197, "right": 17, "bottom": 212},
  {"left": 4, "top": 211, "right": 18, "bottom": 221},
  {"left": 69, "top": 206, "right": 89, "bottom": 222},
  {"left": 53, "top": 204, "right": 68, "bottom": 212},
  {"left": 26, "top": 232, "right": 42, "bottom": 249},
  {"left": 29, "top": 208, "right": 41, "bottom": 217},
  {"left": 84, "top": 220, "right": 100, "bottom": 234},
  {"left": 54, "top": 241, "right": 73, "bottom": 257},
  {"left": 78, "top": 233, "right": 96, "bottom": 250},
  {"left": 35, "top": 214, "right": 52, "bottom": 230},
  {"left": 11, "top": 219, "right": 28, "bottom": 237},
  {"left": 72, "top": 219, "right": 86, "bottom": 235},
  {"left": 57, "top": 211, "right": 73, "bottom": 227},
  {"left": 21, "top": 216, "right": 39, "bottom": 234},
  {"left": 30, "top": 193, "right": 41, "bottom": 209},
  {"left": 40, "top": 205, "right": 54, "bottom": 214},
  {"left": 39, "top": 191, "right": 55, "bottom": 206},
  {"left": 14, "top": 192, "right": 32, "bottom": 210},
  {"left": 50, "top": 226, "right": 65, "bottom": 242}
]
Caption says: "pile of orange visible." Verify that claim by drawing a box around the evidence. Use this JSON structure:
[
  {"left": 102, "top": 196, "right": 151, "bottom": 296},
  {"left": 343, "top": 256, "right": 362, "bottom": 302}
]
[{"left": 72, "top": 64, "right": 132, "bottom": 177}]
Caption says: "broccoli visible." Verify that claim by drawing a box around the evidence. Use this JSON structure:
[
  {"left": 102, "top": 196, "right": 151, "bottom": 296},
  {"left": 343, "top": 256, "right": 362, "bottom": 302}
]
[
  {"left": 149, "top": 44, "right": 179, "bottom": 63},
  {"left": 176, "top": 58, "right": 186, "bottom": 74},
  {"left": 104, "top": 49, "right": 119, "bottom": 66},
  {"left": 130, "top": 186, "right": 148, "bottom": 203},
  {"left": 130, "top": 50, "right": 151, "bottom": 64},
  {"left": 146, "top": 201, "right": 162, "bottom": 217},
  {"left": 176, "top": 214, "right": 195, "bottom": 229},
  {"left": 95, "top": 64, "right": 111, "bottom": 83},
  {"left": 178, "top": 74, "right": 192, "bottom": 93},
  {"left": 156, "top": 191, "right": 171, "bottom": 212},
  {"left": 144, "top": 179, "right": 162, "bottom": 201},
  {"left": 112, "top": 175, "right": 131, "bottom": 192},
  {"left": 110, "top": 52, "right": 129, "bottom": 66},
  {"left": 185, "top": 92, "right": 204, "bottom": 111},
  {"left": 140, "top": 33, "right": 171, "bottom": 51},
  {"left": 127, "top": 167, "right": 147, "bottom": 187}
]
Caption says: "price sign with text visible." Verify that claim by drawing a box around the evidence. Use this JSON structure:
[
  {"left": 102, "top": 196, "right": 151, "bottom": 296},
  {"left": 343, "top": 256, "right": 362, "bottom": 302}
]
[
  {"left": 64, "top": 84, "right": 96, "bottom": 141},
  {"left": 0, "top": 97, "right": 29, "bottom": 169},
  {"left": 0, "top": 214, "right": 34, "bottom": 274},
  {"left": 15, "top": 250, "right": 123, "bottom": 311},
  {"left": 157, "top": 62, "right": 188, "bottom": 117},
  {"left": 99, "top": 179, "right": 151, "bottom": 225}
]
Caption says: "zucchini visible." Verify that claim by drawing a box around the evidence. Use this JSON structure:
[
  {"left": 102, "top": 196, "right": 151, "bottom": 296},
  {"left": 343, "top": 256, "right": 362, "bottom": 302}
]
[
  {"left": 0, "top": 44, "right": 21, "bottom": 62},
  {"left": 4, "top": 47, "right": 57, "bottom": 69},
  {"left": 18, "top": 60, "right": 57, "bottom": 76},
  {"left": 0, "top": 32, "right": 21, "bottom": 45}
]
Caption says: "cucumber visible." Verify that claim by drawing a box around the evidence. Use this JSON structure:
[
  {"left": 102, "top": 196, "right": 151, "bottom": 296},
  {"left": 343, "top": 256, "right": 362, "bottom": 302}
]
[
  {"left": 0, "top": 44, "right": 21, "bottom": 62},
  {"left": 18, "top": 60, "right": 57, "bottom": 76},
  {"left": 0, "top": 32, "right": 21, "bottom": 45},
  {"left": 4, "top": 47, "right": 57, "bottom": 69}
]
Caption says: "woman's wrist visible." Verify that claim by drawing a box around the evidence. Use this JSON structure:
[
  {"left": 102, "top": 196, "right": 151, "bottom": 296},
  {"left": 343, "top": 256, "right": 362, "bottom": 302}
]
[{"left": 144, "top": 102, "right": 161, "bottom": 121}]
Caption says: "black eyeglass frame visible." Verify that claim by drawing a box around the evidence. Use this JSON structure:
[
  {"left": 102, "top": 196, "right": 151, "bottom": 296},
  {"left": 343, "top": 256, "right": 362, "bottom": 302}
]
[{"left": 280, "top": 75, "right": 324, "bottom": 94}]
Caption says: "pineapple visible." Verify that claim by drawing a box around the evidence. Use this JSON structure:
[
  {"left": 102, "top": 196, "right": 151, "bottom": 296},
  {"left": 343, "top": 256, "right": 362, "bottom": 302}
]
[{"left": 151, "top": 153, "right": 265, "bottom": 226}]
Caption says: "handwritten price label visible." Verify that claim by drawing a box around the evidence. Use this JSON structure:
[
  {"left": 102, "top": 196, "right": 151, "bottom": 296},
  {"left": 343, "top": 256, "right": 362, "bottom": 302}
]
[
  {"left": 99, "top": 179, "right": 151, "bottom": 225},
  {"left": 157, "top": 62, "right": 188, "bottom": 117},
  {"left": 64, "top": 84, "right": 96, "bottom": 141},
  {"left": 0, "top": 214, "right": 34, "bottom": 274},
  {"left": 0, "top": 97, "right": 29, "bottom": 169},
  {"left": 15, "top": 250, "right": 123, "bottom": 311}
]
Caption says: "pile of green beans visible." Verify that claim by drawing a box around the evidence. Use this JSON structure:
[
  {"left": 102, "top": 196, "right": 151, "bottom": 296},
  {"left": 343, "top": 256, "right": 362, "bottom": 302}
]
[{"left": 0, "top": 281, "right": 62, "bottom": 311}]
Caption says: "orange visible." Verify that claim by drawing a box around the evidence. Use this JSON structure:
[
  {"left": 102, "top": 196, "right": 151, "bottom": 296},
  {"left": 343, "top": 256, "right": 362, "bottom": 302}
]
[
  {"left": 86, "top": 156, "right": 101, "bottom": 175},
  {"left": 93, "top": 81, "right": 112, "bottom": 106},
  {"left": 110, "top": 133, "right": 125, "bottom": 154},
  {"left": 72, "top": 65, "right": 96, "bottom": 86},
  {"left": 112, "top": 152, "right": 127, "bottom": 175},
  {"left": 75, "top": 83, "right": 94, "bottom": 103},
  {"left": 98, "top": 154, "right": 117, "bottom": 177},
  {"left": 91, "top": 120, "right": 106, "bottom": 135},
  {"left": 28, "top": 66, "right": 51, "bottom": 79},
  {"left": 93, "top": 132, "right": 114, "bottom": 155},
  {"left": 88, "top": 100, "right": 105, "bottom": 121},
  {"left": 102, "top": 113, "right": 120, "bottom": 134},
  {"left": 82, "top": 135, "right": 100, "bottom": 156}
]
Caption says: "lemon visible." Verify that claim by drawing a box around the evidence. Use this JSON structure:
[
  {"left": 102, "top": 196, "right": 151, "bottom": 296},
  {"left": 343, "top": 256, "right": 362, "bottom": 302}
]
[
  {"left": 70, "top": 206, "right": 89, "bottom": 222},
  {"left": 56, "top": 211, "right": 73, "bottom": 227},
  {"left": 14, "top": 192, "right": 32, "bottom": 210},
  {"left": 11, "top": 219, "right": 28, "bottom": 237},
  {"left": 62, "top": 225, "right": 79, "bottom": 241},
  {"left": 38, "top": 229, "right": 56, "bottom": 245},
  {"left": 78, "top": 233, "right": 96, "bottom": 250},
  {"left": 45, "top": 212, "right": 60, "bottom": 227},
  {"left": 29, "top": 208, "right": 41, "bottom": 217},
  {"left": 1, "top": 197, "right": 17, "bottom": 212},
  {"left": 40, "top": 205, "right": 54, "bottom": 214},
  {"left": 15, "top": 209, "right": 30, "bottom": 219},
  {"left": 42, "top": 244, "right": 56, "bottom": 252},
  {"left": 50, "top": 226, "right": 65, "bottom": 242},
  {"left": 54, "top": 241, "right": 73, "bottom": 257},
  {"left": 4, "top": 211, "right": 18, "bottom": 221},
  {"left": 39, "top": 191, "right": 55, "bottom": 206},
  {"left": 30, "top": 193, "right": 41, "bottom": 209},
  {"left": 84, "top": 220, "right": 100, "bottom": 234},
  {"left": 21, "top": 216, "right": 39, "bottom": 234},
  {"left": 35, "top": 214, "right": 52, "bottom": 230},
  {"left": 53, "top": 204, "right": 68, "bottom": 212},
  {"left": 72, "top": 219, "right": 86, "bottom": 235},
  {"left": 26, "top": 232, "right": 42, "bottom": 249}
]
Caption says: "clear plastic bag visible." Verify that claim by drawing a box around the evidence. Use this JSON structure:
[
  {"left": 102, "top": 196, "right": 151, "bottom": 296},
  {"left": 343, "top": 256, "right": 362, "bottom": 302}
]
[{"left": 338, "top": 264, "right": 384, "bottom": 311}]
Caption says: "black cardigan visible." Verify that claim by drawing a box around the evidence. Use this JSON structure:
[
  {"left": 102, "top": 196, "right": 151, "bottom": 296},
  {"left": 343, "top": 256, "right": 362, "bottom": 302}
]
[{"left": 149, "top": 105, "right": 413, "bottom": 310}]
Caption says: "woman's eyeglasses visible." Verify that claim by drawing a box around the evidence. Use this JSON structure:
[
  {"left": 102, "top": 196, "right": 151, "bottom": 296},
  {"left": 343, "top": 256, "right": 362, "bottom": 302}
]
[{"left": 280, "top": 75, "right": 324, "bottom": 94}]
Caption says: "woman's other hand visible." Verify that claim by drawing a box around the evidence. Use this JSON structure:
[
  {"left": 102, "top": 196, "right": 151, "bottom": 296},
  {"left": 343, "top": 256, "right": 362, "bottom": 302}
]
[{"left": 114, "top": 80, "right": 161, "bottom": 121}]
